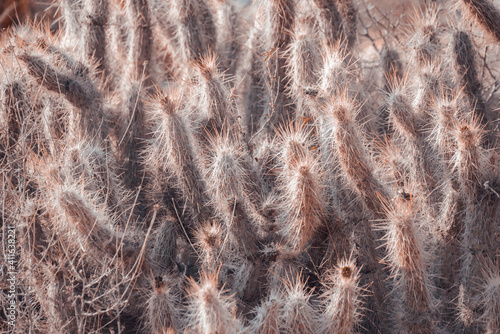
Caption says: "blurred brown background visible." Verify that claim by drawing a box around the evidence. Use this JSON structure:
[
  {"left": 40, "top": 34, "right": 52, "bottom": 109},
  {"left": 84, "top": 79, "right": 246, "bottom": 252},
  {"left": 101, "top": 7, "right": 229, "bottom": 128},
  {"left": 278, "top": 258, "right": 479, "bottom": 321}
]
[
  {"left": 0, "top": 0, "right": 53, "bottom": 29},
  {"left": 0, "top": 0, "right": 426, "bottom": 30}
]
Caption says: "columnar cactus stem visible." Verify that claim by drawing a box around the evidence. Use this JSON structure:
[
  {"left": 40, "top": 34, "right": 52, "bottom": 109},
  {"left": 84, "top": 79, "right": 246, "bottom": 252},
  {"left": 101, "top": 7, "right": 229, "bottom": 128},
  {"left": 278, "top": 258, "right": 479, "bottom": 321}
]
[
  {"left": 277, "top": 122, "right": 326, "bottom": 251},
  {"left": 481, "top": 263, "right": 500, "bottom": 334},
  {"left": 461, "top": 0, "right": 500, "bottom": 43},
  {"left": 168, "top": 0, "right": 216, "bottom": 64},
  {"left": 124, "top": 0, "right": 153, "bottom": 82},
  {"left": 17, "top": 53, "right": 109, "bottom": 142},
  {"left": 256, "top": 0, "right": 296, "bottom": 132},
  {"left": 185, "top": 271, "right": 243, "bottom": 334},
  {"left": 452, "top": 119, "right": 491, "bottom": 331},
  {"left": 313, "top": 0, "right": 344, "bottom": 44},
  {"left": 382, "top": 197, "right": 435, "bottom": 334},
  {"left": 324, "top": 95, "right": 385, "bottom": 214},
  {"left": 81, "top": 0, "right": 108, "bottom": 71},
  {"left": 286, "top": 16, "right": 320, "bottom": 115},
  {"left": 204, "top": 128, "right": 264, "bottom": 257},
  {"left": 452, "top": 30, "right": 487, "bottom": 125},
  {"left": 321, "top": 258, "right": 363, "bottom": 334},
  {"left": 281, "top": 276, "right": 320, "bottom": 333},
  {"left": 147, "top": 87, "right": 210, "bottom": 223},
  {"left": 146, "top": 274, "right": 178, "bottom": 333}
]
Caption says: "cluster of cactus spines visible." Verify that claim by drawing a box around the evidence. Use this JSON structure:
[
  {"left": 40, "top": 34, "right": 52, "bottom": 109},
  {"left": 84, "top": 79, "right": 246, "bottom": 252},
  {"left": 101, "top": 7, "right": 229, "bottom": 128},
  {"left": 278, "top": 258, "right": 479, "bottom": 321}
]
[{"left": 2, "top": 0, "right": 500, "bottom": 333}]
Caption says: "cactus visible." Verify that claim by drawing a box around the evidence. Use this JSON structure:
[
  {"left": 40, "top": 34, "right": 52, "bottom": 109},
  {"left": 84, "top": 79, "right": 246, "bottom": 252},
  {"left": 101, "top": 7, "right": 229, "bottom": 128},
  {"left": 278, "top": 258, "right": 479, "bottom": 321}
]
[
  {"left": 1, "top": 0, "right": 500, "bottom": 333},
  {"left": 321, "top": 257, "right": 363, "bottom": 334}
]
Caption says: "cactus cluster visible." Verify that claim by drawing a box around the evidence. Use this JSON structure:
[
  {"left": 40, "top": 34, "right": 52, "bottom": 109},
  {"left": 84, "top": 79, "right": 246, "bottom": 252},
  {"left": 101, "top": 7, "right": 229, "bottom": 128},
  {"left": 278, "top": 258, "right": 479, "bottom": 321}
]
[{"left": 1, "top": 0, "right": 500, "bottom": 333}]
